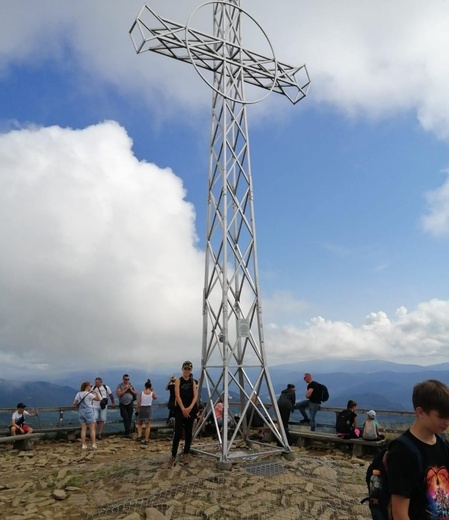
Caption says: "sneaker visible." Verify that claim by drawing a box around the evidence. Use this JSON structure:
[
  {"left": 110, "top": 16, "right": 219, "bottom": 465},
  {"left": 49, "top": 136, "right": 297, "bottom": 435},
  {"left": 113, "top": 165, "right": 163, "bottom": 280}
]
[
  {"left": 92, "top": 444, "right": 98, "bottom": 449},
  {"left": 143, "top": 440, "right": 149, "bottom": 446},
  {"left": 97, "top": 434, "right": 102, "bottom": 441},
  {"left": 81, "top": 444, "right": 87, "bottom": 450},
  {"left": 167, "top": 456, "right": 176, "bottom": 468},
  {"left": 136, "top": 436, "right": 143, "bottom": 442},
  {"left": 299, "top": 418, "right": 310, "bottom": 424},
  {"left": 182, "top": 454, "right": 190, "bottom": 465}
]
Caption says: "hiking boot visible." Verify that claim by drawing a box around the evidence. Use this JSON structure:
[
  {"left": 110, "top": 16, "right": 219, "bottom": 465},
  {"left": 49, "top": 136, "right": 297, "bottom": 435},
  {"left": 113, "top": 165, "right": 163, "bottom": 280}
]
[
  {"left": 167, "top": 456, "right": 176, "bottom": 468},
  {"left": 299, "top": 418, "right": 310, "bottom": 424},
  {"left": 182, "top": 454, "right": 190, "bottom": 465}
]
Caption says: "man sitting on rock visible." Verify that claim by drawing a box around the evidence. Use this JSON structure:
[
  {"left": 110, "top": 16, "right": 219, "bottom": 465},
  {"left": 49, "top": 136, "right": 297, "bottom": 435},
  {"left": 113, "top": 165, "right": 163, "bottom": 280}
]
[{"left": 10, "top": 402, "right": 38, "bottom": 435}]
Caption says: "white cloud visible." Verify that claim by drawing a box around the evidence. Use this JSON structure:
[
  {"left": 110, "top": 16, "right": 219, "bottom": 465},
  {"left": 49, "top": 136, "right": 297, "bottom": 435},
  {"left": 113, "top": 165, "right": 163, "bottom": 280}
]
[
  {"left": 2, "top": 1, "right": 449, "bottom": 138},
  {"left": 0, "top": 122, "right": 204, "bottom": 378},
  {"left": 421, "top": 169, "right": 449, "bottom": 237},
  {"left": 264, "top": 298, "right": 449, "bottom": 366}
]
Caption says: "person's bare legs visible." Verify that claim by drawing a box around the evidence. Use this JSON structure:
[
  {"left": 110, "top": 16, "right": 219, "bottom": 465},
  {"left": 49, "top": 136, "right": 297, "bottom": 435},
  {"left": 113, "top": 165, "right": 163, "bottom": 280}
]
[
  {"left": 137, "top": 421, "right": 143, "bottom": 440},
  {"left": 80, "top": 423, "right": 87, "bottom": 447},
  {"left": 145, "top": 422, "right": 151, "bottom": 443},
  {"left": 89, "top": 422, "right": 97, "bottom": 448}
]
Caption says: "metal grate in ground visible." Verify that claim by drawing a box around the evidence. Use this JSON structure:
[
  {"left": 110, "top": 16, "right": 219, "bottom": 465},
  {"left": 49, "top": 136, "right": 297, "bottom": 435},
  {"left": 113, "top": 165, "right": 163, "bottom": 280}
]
[{"left": 244, "top": 460, "right": 286, "bottom": 477}]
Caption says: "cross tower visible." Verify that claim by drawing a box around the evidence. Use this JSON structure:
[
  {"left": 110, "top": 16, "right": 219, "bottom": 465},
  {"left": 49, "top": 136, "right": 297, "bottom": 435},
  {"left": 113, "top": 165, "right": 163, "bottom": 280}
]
[{"left": 130, "top": 1, "right": 310, "bottom": 465}]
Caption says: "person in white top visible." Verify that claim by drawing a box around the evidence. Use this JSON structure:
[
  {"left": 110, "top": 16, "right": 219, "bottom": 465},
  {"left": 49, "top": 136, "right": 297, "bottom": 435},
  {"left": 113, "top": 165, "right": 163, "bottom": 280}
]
[
  {"left": 73, "top": 381, "right": 101, "bottom": 450},
  {"left": 10, "top": 403, "right": 39, "bottom": 435},
  {"left": 92, "top": 377, "right": 115, "bottom": 440},
  {"left": 135, "top": 379, "right": 157, "bottom": 445}
]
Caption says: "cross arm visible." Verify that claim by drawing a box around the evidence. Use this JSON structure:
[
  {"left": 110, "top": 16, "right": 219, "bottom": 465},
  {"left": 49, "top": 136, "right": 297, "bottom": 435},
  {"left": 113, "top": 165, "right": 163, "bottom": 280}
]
[{"left": 130, "top": 6, "right": 310, "bottom": 104}]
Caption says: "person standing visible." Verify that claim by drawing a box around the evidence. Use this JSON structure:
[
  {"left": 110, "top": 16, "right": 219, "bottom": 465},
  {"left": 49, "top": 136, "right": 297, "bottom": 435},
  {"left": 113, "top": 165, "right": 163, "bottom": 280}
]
[
  {"left": 136, "top": 379, "right": 157, "bottom": 445},
  {"left": 388, "top": 379, "right": 449, "bottom": 520},
  {"left": 73, "top": 381, "right": 100, "bottom": 449},
  {"left": 168, "top": 361, "right": 198, "bottom": 467},
  {"left": 277, "top": 384, "right": 296, "bottom": 444},
  {"left": 116, "top": 374, "right": 137, "bottom": 439},
  {"left": 93, "top": 377, "right": 115, "bottom": 440},
  {"left": 165, "top": 375, "right": 176, "bottom": 424},
  {"left": 295, "top": 373, "right": 322, "bottom": 432},
  {"left": 10, "top": 403, "right": 39, "bottom": 435}
]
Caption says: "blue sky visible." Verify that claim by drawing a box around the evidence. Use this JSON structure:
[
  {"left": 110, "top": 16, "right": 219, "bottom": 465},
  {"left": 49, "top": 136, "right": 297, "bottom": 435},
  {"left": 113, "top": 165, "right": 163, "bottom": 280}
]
[{"left": 1, "top": 0, "right": 449, "bottom": 379}]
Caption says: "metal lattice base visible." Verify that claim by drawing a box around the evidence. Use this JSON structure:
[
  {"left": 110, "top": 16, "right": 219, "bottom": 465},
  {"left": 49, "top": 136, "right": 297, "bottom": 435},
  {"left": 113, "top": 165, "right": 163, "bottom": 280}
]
[{"left": 83, "top": 453, "right": 368, "bottom": 520}]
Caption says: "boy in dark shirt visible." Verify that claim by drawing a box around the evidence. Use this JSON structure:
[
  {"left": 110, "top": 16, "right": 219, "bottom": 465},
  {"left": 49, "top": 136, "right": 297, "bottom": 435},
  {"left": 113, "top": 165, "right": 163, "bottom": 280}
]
[{"left": 388, "top": 379, "right": 449, "bottom": 520}]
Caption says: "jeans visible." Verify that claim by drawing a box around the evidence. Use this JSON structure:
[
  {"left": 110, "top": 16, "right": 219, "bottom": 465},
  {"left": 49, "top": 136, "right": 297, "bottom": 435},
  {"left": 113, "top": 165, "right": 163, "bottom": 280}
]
[
  {"left": 119, "top": 402, "right": 134, "bottom": 436},
  {"left": 295, "top": 400, "right": 320, "bottom": 431}
]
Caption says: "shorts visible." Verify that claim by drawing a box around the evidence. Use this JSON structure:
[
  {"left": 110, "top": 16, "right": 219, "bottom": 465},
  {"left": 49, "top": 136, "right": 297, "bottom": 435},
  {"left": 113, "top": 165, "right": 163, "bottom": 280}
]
[
  {"left": 79, "top": 408, "right": 95, "bottom": 425},
  {"left": 9, "top": 424, "right": 29, "bottom": 433},
  {"left": 94, "top": 407, "right": 107, "bottom": 423},
  {"left": 139, "top": 406, "right": 153, "bottom": 424}
]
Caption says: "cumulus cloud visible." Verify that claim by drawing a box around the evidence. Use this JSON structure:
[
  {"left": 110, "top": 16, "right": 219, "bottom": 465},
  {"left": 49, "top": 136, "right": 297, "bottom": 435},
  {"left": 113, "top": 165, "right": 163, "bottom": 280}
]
[
  {"left": 2, "top": 1, "right": 449, "bottom": 137},
  {"left": 0, "top": 122, "right": 204, "bottom": 378},
  {"left": 421, "top": 169, "right": 449, "bottom": 237},
  {"left": 263, "top": 298, "right": 449, "bottom": 366}
]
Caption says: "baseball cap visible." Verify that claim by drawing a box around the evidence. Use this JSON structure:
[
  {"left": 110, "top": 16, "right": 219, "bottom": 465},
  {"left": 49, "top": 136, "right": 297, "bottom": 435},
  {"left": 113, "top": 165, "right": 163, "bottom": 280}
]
[
  {"left": 182, "top": 361, "right": 193, "bottom": 369},
  {"left": 367, "top": 410, "right": 376, "bottom": 418},
  {"left": 17, "top": 402, "right": 27, "bottom": 409}
]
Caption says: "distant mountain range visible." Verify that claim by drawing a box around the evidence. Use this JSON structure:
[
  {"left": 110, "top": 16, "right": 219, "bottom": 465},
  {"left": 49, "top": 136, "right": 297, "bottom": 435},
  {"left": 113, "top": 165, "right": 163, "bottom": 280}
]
[{"left": 1, "top": 359, "right": 448, "bottom": 411}]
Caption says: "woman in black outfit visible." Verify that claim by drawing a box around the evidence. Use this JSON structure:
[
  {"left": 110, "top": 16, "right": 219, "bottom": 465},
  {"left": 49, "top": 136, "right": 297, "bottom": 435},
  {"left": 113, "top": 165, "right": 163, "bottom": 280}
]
[{"left": 168, "top": 360, "right": 198, "bottom": 467}]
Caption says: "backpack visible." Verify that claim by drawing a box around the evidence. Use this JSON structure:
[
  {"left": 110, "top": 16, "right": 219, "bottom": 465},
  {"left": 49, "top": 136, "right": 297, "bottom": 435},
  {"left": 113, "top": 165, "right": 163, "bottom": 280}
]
[
  {"left": 362, "top": 419, "right": 377, "bottom": 440},
  {"left": 336, "top": 409, "right": 353, "bottom": 434},
  {"left": 317, "top": 383, "right": 329, "bottom": 402},
  {"left": 361, "top": 433, "right": 449, "bottom": 519}
]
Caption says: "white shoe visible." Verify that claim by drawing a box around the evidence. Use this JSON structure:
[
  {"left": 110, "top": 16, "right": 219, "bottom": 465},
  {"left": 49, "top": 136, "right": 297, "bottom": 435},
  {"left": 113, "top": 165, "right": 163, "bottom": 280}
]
[
  {"left": 82, "top": 444, "right": 87, "bottom": 450},
  {"left": 92, "top": 444, "right": 98, "bottom": 449}
]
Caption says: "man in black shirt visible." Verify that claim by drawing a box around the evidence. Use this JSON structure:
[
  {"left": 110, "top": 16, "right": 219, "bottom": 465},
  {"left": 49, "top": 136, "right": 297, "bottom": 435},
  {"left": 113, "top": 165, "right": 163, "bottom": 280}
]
[{"left": 295, "top": 373, "right": 321, "bottom": 432}]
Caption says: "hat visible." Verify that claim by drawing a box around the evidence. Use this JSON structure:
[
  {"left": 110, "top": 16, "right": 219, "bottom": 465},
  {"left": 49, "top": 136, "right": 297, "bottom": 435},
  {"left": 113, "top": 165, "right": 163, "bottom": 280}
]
[
  {"left": 17, "top": 402, "right": 27, "bottom": 409},
  {"left": 367, "top": 409, "right": 376, "bottom": 418},
  {"left": 182, "top": 360, "right": 193, "bottom": 369}
]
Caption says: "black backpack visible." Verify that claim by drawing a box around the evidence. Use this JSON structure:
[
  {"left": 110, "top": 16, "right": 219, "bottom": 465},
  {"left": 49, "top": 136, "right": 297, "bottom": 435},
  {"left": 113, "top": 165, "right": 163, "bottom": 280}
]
[
  {"left": 317, "top": 382, "right": 329, "bottom": 402},
  {"left": 335, "top": 409, "right": 353, "bottom": 434},
  {"left": 361, "top": 433, "right": 449, "bottom": 519}
]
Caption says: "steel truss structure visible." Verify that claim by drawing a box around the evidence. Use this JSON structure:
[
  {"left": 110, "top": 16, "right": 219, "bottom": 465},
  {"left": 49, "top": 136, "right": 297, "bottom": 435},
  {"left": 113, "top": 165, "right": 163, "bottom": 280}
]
[{"left": 130, "top": 1, "right": 310, "bottom": 464}]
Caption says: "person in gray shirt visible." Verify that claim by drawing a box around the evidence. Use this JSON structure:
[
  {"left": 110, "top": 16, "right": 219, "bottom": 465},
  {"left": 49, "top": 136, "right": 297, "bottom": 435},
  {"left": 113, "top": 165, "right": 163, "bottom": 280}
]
[{"left": 116, "top": 374, "right": 137, "bottom": 438}]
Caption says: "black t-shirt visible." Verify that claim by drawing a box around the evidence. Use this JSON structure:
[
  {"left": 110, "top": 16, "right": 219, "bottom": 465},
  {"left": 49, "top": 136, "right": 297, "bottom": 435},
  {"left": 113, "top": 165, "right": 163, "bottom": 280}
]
[
  {"left": 177, "top": 376, "right": 197, "bottom": 417},
  {"left": 388, "top": 429, "right": 449, "bottom": 520},
  {"left": 308, "top": 381, "right": 322, "bottom": 404}
]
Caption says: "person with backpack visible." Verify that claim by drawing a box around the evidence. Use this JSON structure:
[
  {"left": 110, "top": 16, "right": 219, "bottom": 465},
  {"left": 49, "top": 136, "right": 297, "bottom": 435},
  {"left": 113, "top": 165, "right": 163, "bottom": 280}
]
[
  {"left": 336, "top": 400, "right": 360, "bottom": 439},
  {"left": 362, "top": 410, "right": 384, "bottom": 441},
  {"left": 93, "top": 376, "right": 115, "bottom": 440},
  {"left": 294, "top": 373, "right": 325, "bottom": 432},
  {"left": 364, "top": 379, "right": 449, "bottom": 520}
]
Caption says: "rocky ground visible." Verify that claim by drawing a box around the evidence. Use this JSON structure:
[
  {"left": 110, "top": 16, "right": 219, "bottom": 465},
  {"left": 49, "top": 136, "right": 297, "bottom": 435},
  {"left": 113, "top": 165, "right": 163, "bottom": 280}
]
[{"left": 0, "top": 433, "right": 373, "bottom": 520}]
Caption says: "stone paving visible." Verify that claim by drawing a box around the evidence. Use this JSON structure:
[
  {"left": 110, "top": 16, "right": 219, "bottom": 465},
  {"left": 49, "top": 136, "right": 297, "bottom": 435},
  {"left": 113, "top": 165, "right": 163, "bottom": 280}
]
[{"left": 0, "top": 434, "right": 372, "bottom": 519}]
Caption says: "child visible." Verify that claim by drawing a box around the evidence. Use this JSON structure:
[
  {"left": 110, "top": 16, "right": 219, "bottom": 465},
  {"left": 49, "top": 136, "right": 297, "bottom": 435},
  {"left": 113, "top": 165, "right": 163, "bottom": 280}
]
[
  {"left": 361, "top": 409, "right": 384, "bottom": 441},
  {"left": 336, "top": 400, "right": 360, "bottom": 439},
  {"left": 388, "top": 379, "right": 449, "bottom": 519}
]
